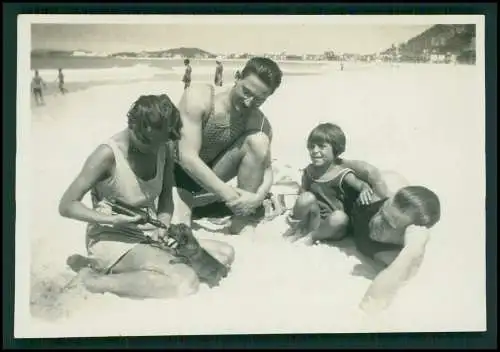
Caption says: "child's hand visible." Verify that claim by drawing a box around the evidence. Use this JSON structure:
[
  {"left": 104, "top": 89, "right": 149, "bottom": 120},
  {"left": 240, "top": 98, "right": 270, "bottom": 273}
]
[{"left": 357, "top": 186, "right": 374, "bottom": 206}]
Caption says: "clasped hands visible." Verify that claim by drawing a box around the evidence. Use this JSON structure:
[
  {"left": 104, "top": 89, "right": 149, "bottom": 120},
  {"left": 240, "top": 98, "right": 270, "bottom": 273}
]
[{"left": 224, "top": 187, "right": 264, "bottom": 216}]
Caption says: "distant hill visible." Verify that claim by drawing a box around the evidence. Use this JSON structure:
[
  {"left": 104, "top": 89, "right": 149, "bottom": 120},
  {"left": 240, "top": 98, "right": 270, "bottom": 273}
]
[
  {"left": 109, "top": 47, "right": 217, "bottom": 58},
  {"left": 383, "top": 24, "right": 476, "bottom": 63},
  {"left": 31, "top": 47, "right": 216, "bottom": 59},
  {"left": 31, "top": 49, "right": 93, "bottom": 57}
]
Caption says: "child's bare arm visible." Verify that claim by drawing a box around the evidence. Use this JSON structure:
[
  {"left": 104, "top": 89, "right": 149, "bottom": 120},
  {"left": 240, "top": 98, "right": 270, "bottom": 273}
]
[
  {"left": 342, "top": 172, "right": 374, "bottom": 205},
  {"left": 339, "top": 159, "right": 390, "bottom": 198},
  {"left": 299, "top": 168, "right": 312, "bottom": 194}
]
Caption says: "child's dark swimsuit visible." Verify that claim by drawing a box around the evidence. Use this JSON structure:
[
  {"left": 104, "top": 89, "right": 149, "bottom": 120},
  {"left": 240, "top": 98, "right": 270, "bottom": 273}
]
[{"left": 301, "top": 165, "right": 359, "bottom": 219}]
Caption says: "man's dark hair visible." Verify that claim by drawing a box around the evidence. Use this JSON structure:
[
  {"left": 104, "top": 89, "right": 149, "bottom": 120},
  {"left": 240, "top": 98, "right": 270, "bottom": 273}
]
[
  {"left": 393, "top": 186, "right": 441, "bottom": 228},
  {"left": 241, "top": 57, "right": 283, "bottom": 93}
]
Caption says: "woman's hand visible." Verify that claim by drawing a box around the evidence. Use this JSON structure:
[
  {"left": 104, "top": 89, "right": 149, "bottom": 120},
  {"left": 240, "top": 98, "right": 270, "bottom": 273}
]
[{"left": 110, "top": 214, "right": 142, "bottom": 226}]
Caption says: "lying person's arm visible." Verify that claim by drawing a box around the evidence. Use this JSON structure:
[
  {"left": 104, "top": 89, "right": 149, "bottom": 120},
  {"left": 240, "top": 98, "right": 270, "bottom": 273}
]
[{"left": 359, "top": 226, "right": 430, "bottom": 313}]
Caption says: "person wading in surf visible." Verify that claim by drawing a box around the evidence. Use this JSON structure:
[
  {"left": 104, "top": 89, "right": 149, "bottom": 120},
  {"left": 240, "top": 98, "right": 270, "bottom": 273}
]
[{"left": 59, "top": 94, "right": 234, "bottom": 299}]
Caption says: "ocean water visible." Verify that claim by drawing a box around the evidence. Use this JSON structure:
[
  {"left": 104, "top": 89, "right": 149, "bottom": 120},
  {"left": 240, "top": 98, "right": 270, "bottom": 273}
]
[
  {"left": 19, "top": 62, "right": 486, "bottom": 337},
  {"left": 30, "top": 56, "right": 334, "bottom": 87}
]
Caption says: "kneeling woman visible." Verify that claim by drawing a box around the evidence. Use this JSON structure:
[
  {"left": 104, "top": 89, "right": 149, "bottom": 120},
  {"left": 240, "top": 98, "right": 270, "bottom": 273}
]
[{"left": 59, "top": 94, "right": 235, "bottom": 299}]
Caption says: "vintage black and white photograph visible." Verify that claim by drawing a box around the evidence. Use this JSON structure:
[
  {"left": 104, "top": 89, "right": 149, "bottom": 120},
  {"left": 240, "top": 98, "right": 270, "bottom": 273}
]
[{"left": 16, "top": 14, "right": 486, "bottom": 338}]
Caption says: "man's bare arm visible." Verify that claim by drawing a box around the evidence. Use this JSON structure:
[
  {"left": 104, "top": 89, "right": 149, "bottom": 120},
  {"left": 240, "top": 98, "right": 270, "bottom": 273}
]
[
  {"left": 177, "top": 85, "right": 239, "bottom": 202},
  {"left": 360, "top": 226, "right": 430, "bottom": 312}
]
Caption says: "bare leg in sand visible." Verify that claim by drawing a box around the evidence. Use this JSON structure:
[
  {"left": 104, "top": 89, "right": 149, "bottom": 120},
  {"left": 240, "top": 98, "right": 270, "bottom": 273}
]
[
  {"left": 284, "top": 192, "right": 349, "bottom": 245},
  {"left": 67, "top": 239, "right": 234, "bottom": 299}
]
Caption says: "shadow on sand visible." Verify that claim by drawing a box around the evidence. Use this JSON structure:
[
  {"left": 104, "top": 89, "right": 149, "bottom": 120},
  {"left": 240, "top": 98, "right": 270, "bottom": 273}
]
[
  {"left": 319, "top": 237, "right": 380, "bottom": 280},
  {"left": 191, "top": 204, "right": 381, "bottom": 281}
]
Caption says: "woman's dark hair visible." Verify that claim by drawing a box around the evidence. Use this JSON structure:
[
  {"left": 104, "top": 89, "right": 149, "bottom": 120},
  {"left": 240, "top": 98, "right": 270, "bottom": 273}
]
[{"left": 127, "top": 94, "right": 182, "bottom": 141}]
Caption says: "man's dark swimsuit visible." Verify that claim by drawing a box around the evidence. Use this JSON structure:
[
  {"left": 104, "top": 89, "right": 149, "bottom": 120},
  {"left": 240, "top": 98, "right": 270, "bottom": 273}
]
[
  {"left": 174, "top": 85, "right": 272, "bottom": 194},
  {"left": 351, "top": 199, "right": 404, "bottom": 260}
]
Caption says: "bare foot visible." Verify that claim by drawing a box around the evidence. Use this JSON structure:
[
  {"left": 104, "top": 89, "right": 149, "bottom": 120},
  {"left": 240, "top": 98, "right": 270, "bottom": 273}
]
[
  {"left": 294, "top": 234, "right": 316, "bottom": 246},
  {"left": 66, "top": 254, "right": 100, "bottom": 273},
  {"left": 227, "top": 215, "right": 256, "bottom": 235},
  {"left": 75, "top": 267, "right": 106, "bottom": 294},
  {"left": 283, "top": 223, "right": 311, "bottom": 243}
]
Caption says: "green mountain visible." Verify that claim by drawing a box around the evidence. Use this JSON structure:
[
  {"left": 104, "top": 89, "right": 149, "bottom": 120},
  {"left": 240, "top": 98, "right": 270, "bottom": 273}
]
[{"left": 384, "top": 24, "right": 476, "bottom": 63}]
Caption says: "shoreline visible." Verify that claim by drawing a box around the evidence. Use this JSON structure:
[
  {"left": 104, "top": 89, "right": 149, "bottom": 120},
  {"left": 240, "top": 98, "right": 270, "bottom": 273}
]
[{"left": 29, "top": 70, "right": 325, "bottom": 106}]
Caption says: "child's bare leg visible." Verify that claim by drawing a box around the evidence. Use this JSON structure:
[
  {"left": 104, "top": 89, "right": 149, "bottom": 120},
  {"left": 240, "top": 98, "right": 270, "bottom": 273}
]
[
  {"left": 287, "top": 205, "right": 321, "bottom": 243},
  {"left": 290, "top": 192, "right": 317, "bottom": 220},
  {"left": 301, "top": 210, "right": 349, "bottom": 245},
  {"left": 283, "top": 192, "right": 317, "bottom": 239}
]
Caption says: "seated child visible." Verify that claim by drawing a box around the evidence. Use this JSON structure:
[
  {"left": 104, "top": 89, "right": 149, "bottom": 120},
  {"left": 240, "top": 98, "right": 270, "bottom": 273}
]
[{"left": 283, "top": 123, "right": 374, "bottom": 245}]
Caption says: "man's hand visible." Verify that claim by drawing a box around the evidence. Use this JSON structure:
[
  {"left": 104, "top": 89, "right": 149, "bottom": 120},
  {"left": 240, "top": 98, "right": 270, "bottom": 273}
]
[{"left": 226, "top": 188, "right": 263, "bottom": 216}]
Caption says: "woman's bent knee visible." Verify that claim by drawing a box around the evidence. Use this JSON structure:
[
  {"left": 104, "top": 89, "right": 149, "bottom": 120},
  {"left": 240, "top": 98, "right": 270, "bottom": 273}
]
[
  {"left": 171, "top": 266, "right": 200, "bottom": 296},
  {"left": 218, "top": 243, "right": 235, "bottom": 267},
  {"left": 201, "top": 240, "right": 235, "bottom": 267}
]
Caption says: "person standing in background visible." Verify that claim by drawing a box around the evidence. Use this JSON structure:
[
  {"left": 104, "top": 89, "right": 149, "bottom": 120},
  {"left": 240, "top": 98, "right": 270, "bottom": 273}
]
[
  {"left": 31, "top": 70, "right": 47, "bottom": 106},
  {"left": 182, "top": 59, "right": 192, "bottom": 90},
  {"left": 234, "top": 70, "right": 242, "bottom": 82},
  {"left": 214, "top": 59, "right": 224, "bottom": 87},
  {"left": 57, "top": 68, "right": 68, "bottom": 95}
]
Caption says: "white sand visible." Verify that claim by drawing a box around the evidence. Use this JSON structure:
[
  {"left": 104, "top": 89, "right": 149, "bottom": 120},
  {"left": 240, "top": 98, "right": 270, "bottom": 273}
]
[{"left": 17, "top": 63, "right": 486, "bottom": 337}]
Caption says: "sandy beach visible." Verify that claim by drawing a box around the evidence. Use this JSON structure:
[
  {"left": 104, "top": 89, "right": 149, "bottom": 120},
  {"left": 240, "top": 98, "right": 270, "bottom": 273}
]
[{"left": 18, "top": 62, "right": 486, "bottom": 337}]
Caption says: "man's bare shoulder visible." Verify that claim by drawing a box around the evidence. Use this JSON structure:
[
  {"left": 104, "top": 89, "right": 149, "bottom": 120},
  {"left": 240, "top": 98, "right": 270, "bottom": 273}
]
[
  {"left": 183, "top": 84, "right": 213, "bottom": 105},
  {"left": 180, "top": 84, "right": 213, "bottom": 118}
]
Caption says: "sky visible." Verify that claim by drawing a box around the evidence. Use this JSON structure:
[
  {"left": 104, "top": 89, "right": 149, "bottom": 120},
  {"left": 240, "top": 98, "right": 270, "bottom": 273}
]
[{"left": 31, "top": 22, "right": 434, "bottom": 55}]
